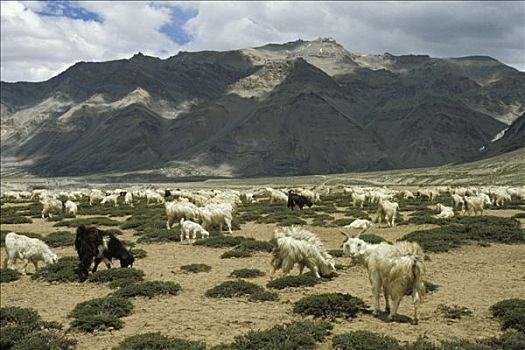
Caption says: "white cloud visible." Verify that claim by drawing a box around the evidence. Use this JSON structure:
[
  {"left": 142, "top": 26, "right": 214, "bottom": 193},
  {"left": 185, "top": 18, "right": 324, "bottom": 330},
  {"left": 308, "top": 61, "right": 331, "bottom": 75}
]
[{"left": 1, "top": 1, "right": 523, "bottom": 82}]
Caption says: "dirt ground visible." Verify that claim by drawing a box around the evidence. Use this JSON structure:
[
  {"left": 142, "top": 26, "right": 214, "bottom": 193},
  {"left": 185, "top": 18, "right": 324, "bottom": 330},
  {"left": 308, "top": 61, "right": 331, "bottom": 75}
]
[{"left": 1, "top": 206, "right": 524, "bottom": 349}]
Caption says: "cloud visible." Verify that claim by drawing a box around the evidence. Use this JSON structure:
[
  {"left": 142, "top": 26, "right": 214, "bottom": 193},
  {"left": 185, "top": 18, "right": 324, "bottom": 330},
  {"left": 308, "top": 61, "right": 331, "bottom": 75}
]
[{"left": 1, "top": 1, "right": 523, "bottom": 82}]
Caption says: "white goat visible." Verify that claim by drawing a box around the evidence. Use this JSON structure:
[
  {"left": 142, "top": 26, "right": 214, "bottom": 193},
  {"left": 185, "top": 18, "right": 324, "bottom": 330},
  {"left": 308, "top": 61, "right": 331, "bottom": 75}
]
[
  {"left": 146, "top": 190, "right": 165, "bottom": 205},
  {"left": 376, "top": 199, "right": 399, "bottom": 227},
  {"left": 344, "top": 219, "right": 373, "bottom": 233},
  {"left": 124, "top": 192, "right": 134, "bottom": 207},
  {"left": 101, "top": 194, "right": 119, "bottom": 207},
  {"left": 270, "top": 226, "right": 335, "bottom": 278},
  {"left": 352, "top": 193, "right": 366, "bottom": 208},
  {"left": 198, "top": 203, "right": 233, "bottom": 234},
  {"left": 3, "top": 232, "right": 58, "bottom": 274},
  {"left": 165, "top": 200, "right": 200, "bottom": 230},
  {"left": 180, "top": 218, "right": 210, "bottom": 244},
  {"left": 41, "top": 198, "right": 63, "bottom": 219},
  {"left": 341, "top": 232, "right": 426, "bottom": 324},
  {"left": 89, "top": 192, "right": 105, "bottom": 206},
  {"left": 434, "top": 203, "right": 454, "bottom": 219},
  {"left": 464, "top": 195, "right": 491, "bottom": 216},
  {"left": 64, "top": 200, "right": 78, "bottom": 216},
  {"left": 451, "top": 194, "right": 465, "bottom": 212},
  {"left": 268, "top": 189, "right": 288, "bottom": 204}
]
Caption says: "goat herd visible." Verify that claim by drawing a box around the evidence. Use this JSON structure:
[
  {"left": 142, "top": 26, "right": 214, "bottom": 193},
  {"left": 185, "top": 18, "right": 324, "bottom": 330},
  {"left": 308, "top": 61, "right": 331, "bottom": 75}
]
[{"left": 1, "top": 184, "right": 524, "bottom": 330}]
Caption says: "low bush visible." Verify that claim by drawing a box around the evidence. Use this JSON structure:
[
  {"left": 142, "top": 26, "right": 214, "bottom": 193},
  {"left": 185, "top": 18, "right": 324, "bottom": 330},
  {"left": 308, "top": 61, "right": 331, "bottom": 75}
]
[
  {"left": 328, "top": 249, "right": 344, "bottom": 257},
  {"left": 221, "top": 249, "right": 253, "bottom": 259},
  {"left": 330, "top": 218, "right": 355, "bottom": 227},
  {"left": 41, "top": 231, "right": 75, "bottom": 247},
  {"left": 1, "top": 307, "right": 76, "bottom": 350},
  {"left": 294, "top": 293, "right": 369, "bottom": 319},
  {"left": 266, "top": 274, "right": 319, "bottom": 289},
  {"left": 205, "top": 280, "right": 264, "bottom": 298},
  {"left": 135, "top": 228, "right": 181, "bottom": 243},
  {"left": 112, "top": 332, "right": 206, "bottom": 350},
  {"left": 87, "top": 268, "right": 145, "bottom": 285},
  {"left": 194, "top": 235, "right": 253, "bottom": 248},
  {"left": 54, "top": 216, "right": 120, "bottom": 227},
  {"left": 0, "top": 269, "right": 20, "bottom": 283},
  {"left": 238, "top": 239, "right": 273, "bottom": 252},
  {"left": 0, "top": 209, "right": 33, "bottom": 224},
  {"left": 130, "top": 248, "right": 147, "bottom": 260},
  {"left": 31, "top": 256, "right": 79, "bottom": 283},
  {"left": 181, "top": 264, "right": 212, "bottom": 273},
  {"left": 332, "top": 330, "right": 401, "bottom": 350},
  {"left": 113, "top": 281, "right": 181, "bottom": 299},
  {"left": 70, "top": 295, "right": 132, "bottom": 332},
  {"left": 224, "top": 320, "right": 332, "bottom": 350},
  {"left": 512, "top": 213, "right": 525, "bottom": 219},
  {"left": 230, "top": 269, "right": 265, "bottom": 279},
  {"left": 248, "top": 290, "right": 279, "bottom": 302},
  {"left": 360, "top": 233, "right": 388, "bottom": 244},
  {"left": 437, "top": 304, "right": 473, "bottom": 319},
  {"left": 491, "top": 299, "right": 525, "bottom": 333}
]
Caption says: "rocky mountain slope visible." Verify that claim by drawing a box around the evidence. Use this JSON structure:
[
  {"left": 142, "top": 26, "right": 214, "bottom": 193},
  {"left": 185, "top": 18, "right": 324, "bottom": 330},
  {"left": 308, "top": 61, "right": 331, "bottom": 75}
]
[{"left": 1, "top": 38, "right": 523, "bottom": 177}]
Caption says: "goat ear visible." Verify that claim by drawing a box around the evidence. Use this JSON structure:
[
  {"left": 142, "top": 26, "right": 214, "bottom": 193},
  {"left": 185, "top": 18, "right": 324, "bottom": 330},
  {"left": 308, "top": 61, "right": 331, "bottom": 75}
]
[{"left": 339, "top": 230, "right": 350, "bottom": 238}]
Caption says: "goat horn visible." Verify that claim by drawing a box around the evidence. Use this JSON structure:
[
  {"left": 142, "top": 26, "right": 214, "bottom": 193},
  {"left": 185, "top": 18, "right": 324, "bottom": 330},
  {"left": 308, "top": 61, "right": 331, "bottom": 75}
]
[{"left": 339, "top": 230, "right": 350, "bottom": 238}]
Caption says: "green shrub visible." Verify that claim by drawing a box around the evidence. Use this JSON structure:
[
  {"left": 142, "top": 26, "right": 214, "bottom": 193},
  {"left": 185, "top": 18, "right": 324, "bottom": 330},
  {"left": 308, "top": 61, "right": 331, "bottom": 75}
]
[
  {"left": 227, "top": 320, "right": 332, "bottom": 350},
  {"left": 330, "top": 218, "right": 355, "bottom": 227},
  {"left": 266, "top": 274, "right": 319, "bottom": 289},
  {"left": 54, "top": 216, "right": 120, "bottom": 227},
  {"left": 361, "top": 233, "right": 388, "bottom": 244},
  {"left": 130, "top": 248, "right": 147, "bottom": 259},
  {"left": 332, "top": 330, "right": 401, "bottom": 350},
  {"left": 221, "top": 249, "right": 253, "bottom": 259},
  {"left": 205, "top": 280, "right": 264, "bottom": 298},
  {"left": 437, "top": 304, "right": 473, "bottom": 319},
  {"left": 112, "top": 332, "right": 207, "bottom": 350},
  {"left": 31, "top": 256, "right": 79, "bottom": 283},
  {"left": 277, "top": 217, "right": 308, "bottom": 226},
  {"left": 230, "top": 269, "right": 265, "bottom": 279},
  {"left": 403, "top": 336, "right": 439, "bottom": 350},
  {"left": 328, "top": 249, "right": 344, "bottom": 257},
  {"left": 10, "top": 330, "right": 77, "bottom": 350},
  {"left": 70, "top": 296, "right": 132, "bottom": 332},
  {"left": 400, "top": 225, "right": 467, "bottom": 252},
  {"left": 0, "top": 307, "right": 75, "bottom": 350},
  {"left": 181, "top": 264, "right": 212, "bottom": 273},
  {"left": 512, "top": 213, "right": 525, "bottom": 219},
  {"left": 238, "top": 239, "right": 273, "bottom": 252},
  {"left": 114, "top": 281, "right": 181, "bottom": 299},
  {"left": 41, "top": 231, "right": 75, "bottom": 247},
  {"left": 87, "top": 268, "right": 145, "bottom": 285},
  {"left": 136, "top": 228, "right": 181, "bottom": 243},
  {"left": 480, "top": 330, "right": 525, "bottom": 350},
  {"left": 248, "top": 290, "right": 279, "bottom": 302},
  {"left": 491, "top": 299, "right": 525, "bottom": 333},
  {"left": 194, "top": 235, "right": 253, "bottom": 248},
  {"left": 0, "top": 209, "right": 33, "bottom": 224},
  {"left": 0, "top": 269, "right": 20, "bottom": 283},
  {"left": 71, "top": 313, "right": 123, "bottom": 332},
  {"left": 294, "top": 293, "right": 369, "bottom": 319}
]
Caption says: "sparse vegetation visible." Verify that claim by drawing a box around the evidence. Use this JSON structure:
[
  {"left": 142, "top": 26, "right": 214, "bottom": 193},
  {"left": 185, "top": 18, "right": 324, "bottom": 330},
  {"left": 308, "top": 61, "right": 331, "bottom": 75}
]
[
  {"left": 293, "top": 293, "right": 369, "bottom": 319},
  {"left": 205, "top": 280, "right": 264, "bottom": 299},
  {"left": 194, "top": 235, "right": 253, "bottom": 248},
  {"left": 0, "top": 269, "right": 20, "bottom": 283},
  {"left": 41, "top": 231, "right": 75, "bottom": 247},
  {"left": 248, "top": 290, "right": 279, "bottom": 302},
  {"left": 113, "top": 281, "right": 181, "bottom": 299},
  {"left": 332, "top": 330, "right": 401, "bottom": 350},
  {"left": 31, "top": 256, "right": 79, "bottom": 283},
  {"left": 0, "top": 306, "right": 76, "bottom": 350},
  {"left": 181, "top": 263, "right": 212, "bottom": 273},
  {"left": 112, "top": 332, "right": 207, "bottom": 350},
  {"left": 221, "top": 320, "right": 332, "bottom": 350},
  {"left": 87, "top": 268, "right": 145, "bottom": 286},
  {"left": 437, "top": 304, "right": 473, "bottom": 319},
  {"left": 491, "top": 299, "right": 525, "bottom": 333},
  {"left": 221, "top": 248, "right": 253, "bottom": 259},
  {"left": 54, "top": 216, "right": 120, "bottom": 227},
  {"left": 70, "top": 296, "right": 133, "bottom": 332},
  {"left": 266, "top": 274, "right": 320, "bottom": 289},
  {"left": 230, "top": 268, "right": 265, "bottom": 279}
]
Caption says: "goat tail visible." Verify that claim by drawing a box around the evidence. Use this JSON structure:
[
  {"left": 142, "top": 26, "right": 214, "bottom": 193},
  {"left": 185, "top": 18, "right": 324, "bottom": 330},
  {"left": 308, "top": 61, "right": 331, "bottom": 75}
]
[{"left": 411, "top": 255, "right": 426, "bottom": 304}]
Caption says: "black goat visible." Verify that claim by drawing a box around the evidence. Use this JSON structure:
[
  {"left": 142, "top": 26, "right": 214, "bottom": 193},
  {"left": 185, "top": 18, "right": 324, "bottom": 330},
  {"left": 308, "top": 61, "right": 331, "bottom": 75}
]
[
  {"left": 75, "top": 225, "right": 134, "bottom": 282},
  {"left": 287, "top": 190, "right": 313, "bottom": 210}
]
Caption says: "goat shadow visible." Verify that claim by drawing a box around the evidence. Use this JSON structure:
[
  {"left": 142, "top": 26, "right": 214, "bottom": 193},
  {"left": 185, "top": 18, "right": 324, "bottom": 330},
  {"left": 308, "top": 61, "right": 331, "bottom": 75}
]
[{"left": 374, "top": 311, "right": 414, "bottom": 324}]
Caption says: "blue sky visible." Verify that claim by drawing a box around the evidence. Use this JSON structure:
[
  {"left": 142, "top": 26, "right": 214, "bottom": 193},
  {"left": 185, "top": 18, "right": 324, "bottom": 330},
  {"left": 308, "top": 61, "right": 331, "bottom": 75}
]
[{"left": 1, "top": 1, "right": 523, "bottom": 82}]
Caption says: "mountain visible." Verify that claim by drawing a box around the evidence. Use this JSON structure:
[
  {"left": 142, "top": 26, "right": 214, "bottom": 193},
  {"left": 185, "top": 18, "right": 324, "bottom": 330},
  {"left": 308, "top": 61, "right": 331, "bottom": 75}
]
[
  {"left": 1, "top": 37, "right": 523, "bottom": 178},
  {"left": 480, "top": 113, "right": 525, "bottom": 157}
]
